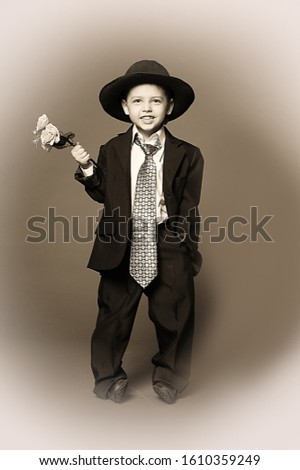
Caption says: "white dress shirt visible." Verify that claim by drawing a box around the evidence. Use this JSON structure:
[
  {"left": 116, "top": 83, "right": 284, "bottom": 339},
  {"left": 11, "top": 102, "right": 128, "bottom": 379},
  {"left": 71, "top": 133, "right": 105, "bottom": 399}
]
[
  {"left": 81, "top": 125, "right": 168, "bottom": 223},
  {"left": 130, "top": 125, "right": 168, "bottom": 223}
]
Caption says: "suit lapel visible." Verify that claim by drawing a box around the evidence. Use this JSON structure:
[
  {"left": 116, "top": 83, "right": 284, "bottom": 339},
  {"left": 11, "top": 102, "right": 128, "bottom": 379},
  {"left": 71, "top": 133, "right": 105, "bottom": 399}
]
[
  {"left": 163, "top": 127, "right": 185, "bottom": 194},
  {"left": 113, "top": 126, "right": 133, "bottom": 176}
]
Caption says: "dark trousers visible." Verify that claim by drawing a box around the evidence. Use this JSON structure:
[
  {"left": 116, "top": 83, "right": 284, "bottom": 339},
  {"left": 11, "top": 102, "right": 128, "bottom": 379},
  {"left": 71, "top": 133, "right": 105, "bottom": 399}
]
[{"left": 91, "top": 225, "right": 195, "bottom": 398}]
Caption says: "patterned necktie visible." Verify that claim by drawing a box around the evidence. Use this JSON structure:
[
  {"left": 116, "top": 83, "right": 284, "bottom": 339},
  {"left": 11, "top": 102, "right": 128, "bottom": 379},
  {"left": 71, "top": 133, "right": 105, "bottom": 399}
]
[{"left": 129, "top": 134, "right": 162, "bottom": 288}]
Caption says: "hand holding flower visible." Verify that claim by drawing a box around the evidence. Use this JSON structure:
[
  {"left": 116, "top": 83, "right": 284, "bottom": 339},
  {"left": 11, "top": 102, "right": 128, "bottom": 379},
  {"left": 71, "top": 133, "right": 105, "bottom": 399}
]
[
  {"left": 71, "top": 144, "right": 91, "bottom": 167},
  {"left": 33, "top": 114, "right": 95, "bottom": 169}
]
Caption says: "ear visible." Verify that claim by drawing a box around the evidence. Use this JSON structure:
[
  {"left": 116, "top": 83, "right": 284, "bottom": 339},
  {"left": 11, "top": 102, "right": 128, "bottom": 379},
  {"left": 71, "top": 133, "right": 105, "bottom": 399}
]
[
  {"left": 166, "top": 98, "right": 174, "bottom": 115},
  {"left": 121, "top": 99, "right": 129, "bottom": 115}
]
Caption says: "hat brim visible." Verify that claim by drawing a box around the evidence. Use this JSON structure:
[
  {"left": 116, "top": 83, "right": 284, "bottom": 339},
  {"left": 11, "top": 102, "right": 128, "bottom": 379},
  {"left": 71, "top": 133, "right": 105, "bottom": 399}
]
[{"left": 99, "top": 73, "right": 195, "bottom": 122}]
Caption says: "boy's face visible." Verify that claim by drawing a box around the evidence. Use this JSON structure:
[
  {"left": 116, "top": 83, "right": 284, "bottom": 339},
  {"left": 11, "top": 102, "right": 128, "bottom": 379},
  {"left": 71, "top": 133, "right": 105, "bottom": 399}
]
[{"left": 121, "top": 84, "right": 174, "bottom": 139}]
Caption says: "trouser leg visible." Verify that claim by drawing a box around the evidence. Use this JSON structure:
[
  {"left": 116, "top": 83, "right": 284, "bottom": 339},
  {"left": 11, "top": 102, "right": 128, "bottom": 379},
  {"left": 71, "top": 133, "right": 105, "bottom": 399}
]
[
  {"left": 147, "top": 235, "right": 195, "bottom": 393},
  {"left": 91, "top": 265, "right": 143, "bottom": 398}
]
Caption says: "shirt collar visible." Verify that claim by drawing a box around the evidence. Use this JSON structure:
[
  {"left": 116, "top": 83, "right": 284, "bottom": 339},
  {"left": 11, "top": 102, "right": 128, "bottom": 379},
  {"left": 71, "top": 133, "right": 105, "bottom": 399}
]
[{"left": 132, "top": 125, "right": 165, "bottom": 147}]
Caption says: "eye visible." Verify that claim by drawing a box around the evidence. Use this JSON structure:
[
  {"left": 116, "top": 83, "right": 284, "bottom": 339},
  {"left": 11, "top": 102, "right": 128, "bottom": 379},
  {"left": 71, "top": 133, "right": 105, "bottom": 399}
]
[
  {"left": 132, "top": 98, "right": 142, "bottom": 104},
  {"left": 153, "top": 98, "right": 162, "bottom": 104}
]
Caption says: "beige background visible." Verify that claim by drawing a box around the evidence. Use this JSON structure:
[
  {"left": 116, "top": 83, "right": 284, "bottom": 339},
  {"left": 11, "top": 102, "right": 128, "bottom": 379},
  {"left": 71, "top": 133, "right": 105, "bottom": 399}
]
[{"left": 1, "top": 0, "right": 300, "bottom": 449}]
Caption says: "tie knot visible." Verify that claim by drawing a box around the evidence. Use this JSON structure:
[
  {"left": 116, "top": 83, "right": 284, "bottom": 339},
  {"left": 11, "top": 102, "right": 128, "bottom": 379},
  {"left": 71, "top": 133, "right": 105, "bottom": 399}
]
[{"left": 134, "top": 133, "right": 162, "bottom": 156}]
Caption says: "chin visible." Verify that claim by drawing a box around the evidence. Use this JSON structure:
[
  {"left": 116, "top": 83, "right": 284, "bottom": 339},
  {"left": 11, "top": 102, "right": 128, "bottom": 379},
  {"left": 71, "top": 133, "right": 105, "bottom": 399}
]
[{"left": 138, "top": 122, "right": 162, "bottom": 136}]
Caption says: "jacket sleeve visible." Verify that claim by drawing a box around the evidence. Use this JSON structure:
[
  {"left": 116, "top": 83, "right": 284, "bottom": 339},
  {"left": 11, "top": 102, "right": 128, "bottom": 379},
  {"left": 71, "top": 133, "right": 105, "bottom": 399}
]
[
  {"left": 179, "top": 146, "right": 204, "bottom": 274},
  {"left": 74, "top": 145, "right": 107, "bottom": 203}
]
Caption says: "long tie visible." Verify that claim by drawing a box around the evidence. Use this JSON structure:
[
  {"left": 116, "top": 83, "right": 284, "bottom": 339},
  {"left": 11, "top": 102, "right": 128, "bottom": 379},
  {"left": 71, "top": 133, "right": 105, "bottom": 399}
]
[{"left": 129, "top": 134, "right": 162, "bottom": 288}]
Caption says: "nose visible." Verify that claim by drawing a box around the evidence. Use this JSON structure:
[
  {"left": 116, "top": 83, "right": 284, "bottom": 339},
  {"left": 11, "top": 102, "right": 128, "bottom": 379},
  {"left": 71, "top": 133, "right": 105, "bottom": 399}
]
[{"left": 143, "top": 101, "right": 152, "bottom": 112}]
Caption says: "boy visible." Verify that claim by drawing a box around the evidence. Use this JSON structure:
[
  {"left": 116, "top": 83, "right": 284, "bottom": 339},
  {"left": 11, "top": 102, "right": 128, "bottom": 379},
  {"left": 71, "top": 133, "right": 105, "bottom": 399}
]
[{"left": 72, "top": 60, "right": 204, "bottom": 404}]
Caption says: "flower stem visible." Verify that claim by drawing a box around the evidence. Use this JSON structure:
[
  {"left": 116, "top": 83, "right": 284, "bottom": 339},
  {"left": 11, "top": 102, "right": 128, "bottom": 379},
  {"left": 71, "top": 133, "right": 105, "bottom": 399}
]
[{"left": 66, "top": 137, "right": 75, "bottom": 147}]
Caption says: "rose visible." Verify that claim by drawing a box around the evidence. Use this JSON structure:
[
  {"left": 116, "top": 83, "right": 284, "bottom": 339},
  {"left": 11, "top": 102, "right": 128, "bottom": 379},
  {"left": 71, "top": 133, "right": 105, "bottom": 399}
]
[
  {"left": 33, "top": 114, "right": 49, "bottom": 133},
  {"left": 33, "top": 114, "right": 75, "bottom": 151},
  {"left": 40, "top": 123, "right": 60, "bottom": 151}
]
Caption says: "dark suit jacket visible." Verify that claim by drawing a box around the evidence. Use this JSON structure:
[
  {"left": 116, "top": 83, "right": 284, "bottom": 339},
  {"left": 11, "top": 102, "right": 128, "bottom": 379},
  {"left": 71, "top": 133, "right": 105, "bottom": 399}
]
[{"left": 75, "top": 126, "right": 204, "bottom": 275}]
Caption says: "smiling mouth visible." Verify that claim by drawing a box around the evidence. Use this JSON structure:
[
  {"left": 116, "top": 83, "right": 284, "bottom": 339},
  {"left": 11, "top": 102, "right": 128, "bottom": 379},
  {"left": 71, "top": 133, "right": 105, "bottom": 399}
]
[{"left": 140, "top": 116, "right": 155, "bottom": 120}]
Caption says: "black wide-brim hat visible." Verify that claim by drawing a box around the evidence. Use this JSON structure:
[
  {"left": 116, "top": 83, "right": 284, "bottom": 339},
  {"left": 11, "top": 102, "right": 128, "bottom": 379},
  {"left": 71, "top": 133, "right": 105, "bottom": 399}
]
[{"left": 99, "top": 60, "right": 195, "bottom": 122}]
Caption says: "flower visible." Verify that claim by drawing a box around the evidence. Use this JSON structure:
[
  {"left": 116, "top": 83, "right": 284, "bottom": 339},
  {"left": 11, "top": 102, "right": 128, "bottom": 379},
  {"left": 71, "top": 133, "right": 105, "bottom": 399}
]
[
  {"left": 40, "top": 123, "right": 60, "bottom": 150},
  {"left": 33, "top": 114, "right": 75, "bottom": 151},
  {"left": 33, "top": 114, "right": 50, "bottom": 133}
]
